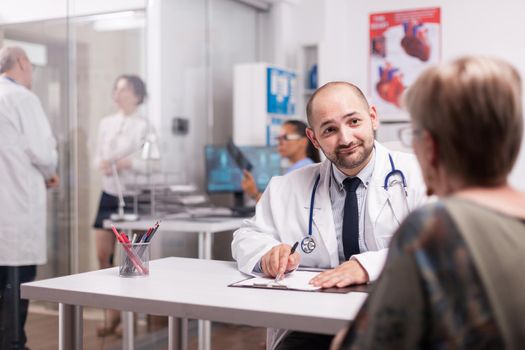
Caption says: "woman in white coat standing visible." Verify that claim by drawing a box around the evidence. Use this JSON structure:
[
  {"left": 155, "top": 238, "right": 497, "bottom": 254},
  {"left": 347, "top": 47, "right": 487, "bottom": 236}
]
[
  {"left": 92, "top": 75, "right": 149, "bottom": 336},
  {"left": 232, "top": 81, "right": 427, "bottom": 350},
  {"left": 0, "top": 46, "right": 59, "bottom": 350}
]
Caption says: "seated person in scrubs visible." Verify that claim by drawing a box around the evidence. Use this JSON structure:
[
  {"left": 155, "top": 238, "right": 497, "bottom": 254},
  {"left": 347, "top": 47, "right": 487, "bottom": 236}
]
[
  {"left": 242, "top": 120, "right": 321, "bottom": 202},
  {"left": 333, "top": 56, "right": 525, "bottom": 349},
  {"left": 232, "top": 81, "right": 428, "bottom": 349}
]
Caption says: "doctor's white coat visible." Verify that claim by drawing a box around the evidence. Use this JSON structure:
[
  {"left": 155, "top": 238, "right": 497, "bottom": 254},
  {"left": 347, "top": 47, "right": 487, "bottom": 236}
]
[
  {"left": 0, "top": 78, "right": 58, "bottom": 266},
  {"left": 231, "top": 141, "right": 427, "bottom": 349}
]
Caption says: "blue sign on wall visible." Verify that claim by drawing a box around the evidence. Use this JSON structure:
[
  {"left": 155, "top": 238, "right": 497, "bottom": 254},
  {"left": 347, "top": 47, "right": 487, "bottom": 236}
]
[{"left": 267, "top": 67, "right": 297, "bottom": 115}]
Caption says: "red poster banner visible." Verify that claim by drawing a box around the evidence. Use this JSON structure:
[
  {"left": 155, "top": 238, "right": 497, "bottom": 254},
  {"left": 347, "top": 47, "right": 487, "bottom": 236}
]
[{"left": 369, "top": 7, "right": 441, "bottom": 119}]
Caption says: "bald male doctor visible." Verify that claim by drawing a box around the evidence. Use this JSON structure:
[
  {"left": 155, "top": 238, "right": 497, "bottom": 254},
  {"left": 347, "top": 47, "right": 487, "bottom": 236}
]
[{"left": 232, "top": 82, "right": 427, "bottom": 350}]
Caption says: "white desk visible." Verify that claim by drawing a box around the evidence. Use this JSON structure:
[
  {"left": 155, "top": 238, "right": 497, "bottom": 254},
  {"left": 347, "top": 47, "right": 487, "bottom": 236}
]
[
  {"left": 103, "top": 217, "right": 244, "bottom": 350},
  {"left": 22, "top": 257, "right": 367, "bottom": 350},
  {"left": 103, "top": 217, "right": 245, "bottom": 260}
]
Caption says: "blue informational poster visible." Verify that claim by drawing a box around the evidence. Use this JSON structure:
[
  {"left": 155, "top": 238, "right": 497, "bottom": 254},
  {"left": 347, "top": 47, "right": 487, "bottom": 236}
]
[
  {"left": 266, "top": 117, "right": 284, "bottom": 146},
  {"left": 267, "top": 67, "right": 297, "bottom": 115}
]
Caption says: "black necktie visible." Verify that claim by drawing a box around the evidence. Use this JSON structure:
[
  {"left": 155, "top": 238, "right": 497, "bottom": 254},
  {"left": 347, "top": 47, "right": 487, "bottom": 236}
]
[{"left": 342, "top": 177, "right": 361, "bottom": 260}]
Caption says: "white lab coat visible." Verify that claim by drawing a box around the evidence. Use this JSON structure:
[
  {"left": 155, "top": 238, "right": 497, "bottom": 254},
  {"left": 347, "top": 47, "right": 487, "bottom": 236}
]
[
  {"left": 93, "top": 111, "right": 150, "bottom": 196},
  {"left": 0, "top": 78, "right": 58, "bottom": 266},
  {"left": 231, "top": 141, "right": 427, "bottom": 349}
]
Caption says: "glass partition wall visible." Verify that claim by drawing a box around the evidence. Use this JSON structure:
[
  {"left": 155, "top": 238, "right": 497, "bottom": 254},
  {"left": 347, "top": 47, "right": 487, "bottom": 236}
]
[
  {"left": 0, "top": 10, "right": 147, "bottom": 279},
  {"left": 1, "top": 0, "right": 262, "bottom": 346},
  {"left": 0, "top": 0, "right": 263, "bottom": 282}
]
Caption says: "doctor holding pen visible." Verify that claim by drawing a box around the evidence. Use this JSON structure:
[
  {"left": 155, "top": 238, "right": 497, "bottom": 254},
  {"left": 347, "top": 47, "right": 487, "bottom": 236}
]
[
  {"left": 92, "top": 74, "right": 149, "bottom": 337},
  {"left": 231, "top": 81, "right": 427, "bottom": 350},
  {"left": 241, "top": 120, "right": 321, "bottom": 202}
]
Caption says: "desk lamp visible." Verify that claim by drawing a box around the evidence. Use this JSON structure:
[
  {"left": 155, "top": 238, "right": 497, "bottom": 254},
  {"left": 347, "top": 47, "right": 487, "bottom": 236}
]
[
  {"left": 141, "top": 133, "right": 161, "bottom": 216},
  {"left": 110, "top": 162, "right": 139, "bottom": 221}
]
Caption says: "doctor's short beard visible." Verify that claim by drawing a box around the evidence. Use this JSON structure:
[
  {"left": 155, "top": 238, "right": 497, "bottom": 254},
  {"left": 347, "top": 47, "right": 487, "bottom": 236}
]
[{"left": 323, "top": 140, "right": 374, "bottom": 172}]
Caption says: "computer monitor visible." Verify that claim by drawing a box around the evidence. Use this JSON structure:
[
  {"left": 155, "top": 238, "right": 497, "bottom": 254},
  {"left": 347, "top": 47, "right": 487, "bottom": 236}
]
[{"left": 205, "top": 145, "right": 282, "bottom": 193}]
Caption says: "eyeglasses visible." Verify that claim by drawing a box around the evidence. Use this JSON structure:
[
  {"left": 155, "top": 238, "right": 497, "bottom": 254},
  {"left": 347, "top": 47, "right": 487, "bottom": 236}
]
[
  {"left": 274, "top": 134, "right": 304, "bottom": 142},
  {"left": 398, "top": 126, "right": 423, "bottom": 147}
]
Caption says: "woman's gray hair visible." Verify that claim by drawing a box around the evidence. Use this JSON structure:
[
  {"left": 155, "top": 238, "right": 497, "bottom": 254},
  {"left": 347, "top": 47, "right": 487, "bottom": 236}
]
[{"left": 405, "top": 56, "right": 523, "bottom": 186}]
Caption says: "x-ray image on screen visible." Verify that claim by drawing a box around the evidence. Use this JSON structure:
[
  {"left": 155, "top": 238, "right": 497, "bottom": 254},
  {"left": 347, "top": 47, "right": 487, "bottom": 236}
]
[{"left": 205, "top": 145, "right": 281, "bottom": 193}]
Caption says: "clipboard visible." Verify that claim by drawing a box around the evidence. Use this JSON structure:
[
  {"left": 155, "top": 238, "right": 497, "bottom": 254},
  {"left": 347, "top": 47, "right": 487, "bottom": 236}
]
[{"left": 228, "top": 270, "right": 370, "bottom": 294}]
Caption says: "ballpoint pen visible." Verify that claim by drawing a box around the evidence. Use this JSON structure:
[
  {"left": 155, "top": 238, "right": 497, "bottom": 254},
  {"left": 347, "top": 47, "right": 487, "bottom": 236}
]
[
  {"left": 146, "top": 222, "right": 160, "bottom": 242},
  {"left": 139, "top": 225, "right": 153, "bottom": 243},
  {"left": 275, "top": 241, "right": 299, "bottom": 283}
]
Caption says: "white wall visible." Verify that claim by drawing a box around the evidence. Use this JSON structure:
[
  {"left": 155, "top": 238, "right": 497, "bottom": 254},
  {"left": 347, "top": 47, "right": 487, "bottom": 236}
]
[
  {"left": 147, "top": 0, "right": 259, "bottom": 189},
  {"left": 211, "top": 0, "right": 258, "bottom": 144},
  {"left": 281, "top": 0, "right": 525, "bottom": 189}
]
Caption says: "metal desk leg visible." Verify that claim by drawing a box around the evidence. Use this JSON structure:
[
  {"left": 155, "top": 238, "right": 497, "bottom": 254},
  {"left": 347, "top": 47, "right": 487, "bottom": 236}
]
[
  {"left": 198, "top": 232, "right": 204, "bottom": 260},
  {"left": 122, "top": 311, "right": 134, "bottom": 350},
  {"left": 203, "top": 231, "right": 213, "bottom": 260},
  {"left": 198, "top": 320, "right": 212, "bottom": 350},
  {"left": 168, "top": 316, "right": 188, "bottom": 350},
  {"left": 197, "top": 231, "right": 214, "bottom": 260},
  {"left": 197, "top": 231, "right": 213, "bottom": 350},
  {"left": 59, "top": 304, "right": 83, "bottom": 350}
]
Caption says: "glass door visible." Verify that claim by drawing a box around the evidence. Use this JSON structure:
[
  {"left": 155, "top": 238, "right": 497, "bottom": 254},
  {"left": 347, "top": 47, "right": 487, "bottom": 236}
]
[{"left": 0, "top": 9, "right": 147, "bottom": 278}]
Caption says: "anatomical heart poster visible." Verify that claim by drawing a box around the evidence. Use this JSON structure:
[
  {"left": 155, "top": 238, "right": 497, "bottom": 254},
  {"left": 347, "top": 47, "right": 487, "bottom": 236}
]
[{"left": 369, "top": 8, "right": 441, "bottom": 120}]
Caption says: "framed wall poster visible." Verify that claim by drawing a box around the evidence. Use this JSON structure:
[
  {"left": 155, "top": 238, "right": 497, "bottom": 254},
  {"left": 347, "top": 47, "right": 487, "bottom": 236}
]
[
  {"left": 266, "top": 66, "right": 297, "bottom": 145},
  {"left": 369, "top": 7, "right": 441, "bottom": 121}
]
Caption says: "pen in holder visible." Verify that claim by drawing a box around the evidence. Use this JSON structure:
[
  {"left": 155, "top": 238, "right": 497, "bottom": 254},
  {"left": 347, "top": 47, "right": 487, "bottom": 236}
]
[{"left": 119, "top": 242, "right": 150, "bottom": 277}]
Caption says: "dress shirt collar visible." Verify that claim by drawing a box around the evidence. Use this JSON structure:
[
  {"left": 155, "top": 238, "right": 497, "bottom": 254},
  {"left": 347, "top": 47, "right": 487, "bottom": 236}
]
[{"left": 331, "top": 147, "right": 376, "bottom": 192}]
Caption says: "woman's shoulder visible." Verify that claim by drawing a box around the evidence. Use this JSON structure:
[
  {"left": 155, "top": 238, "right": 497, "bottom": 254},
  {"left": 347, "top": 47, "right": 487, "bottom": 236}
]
[
  {"left": 396, "top": 196, "right": 525, "bottom": 253},
  {"left": 393, "top": 201, "right": 457, "bottom": 247}
]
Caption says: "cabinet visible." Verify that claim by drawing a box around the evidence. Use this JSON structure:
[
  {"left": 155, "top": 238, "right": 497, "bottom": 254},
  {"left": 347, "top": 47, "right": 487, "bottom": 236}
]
[{"left": 299, "top": 45, "right": 318, "bottom": 116}]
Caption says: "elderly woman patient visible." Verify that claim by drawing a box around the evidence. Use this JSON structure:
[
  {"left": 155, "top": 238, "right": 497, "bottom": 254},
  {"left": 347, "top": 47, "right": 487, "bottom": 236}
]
[{"left": 333, "top": 56, "right": 525, "bottom": 349}]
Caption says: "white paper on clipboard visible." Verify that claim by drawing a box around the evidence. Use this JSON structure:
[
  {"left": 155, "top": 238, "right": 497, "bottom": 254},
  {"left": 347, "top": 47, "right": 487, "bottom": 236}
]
[{"left": 230, "top": 271, "right": 321, "bottom": 291}]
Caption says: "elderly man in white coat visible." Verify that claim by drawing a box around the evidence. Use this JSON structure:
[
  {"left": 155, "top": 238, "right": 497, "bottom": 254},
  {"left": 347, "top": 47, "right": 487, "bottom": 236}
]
[
  {"left": 231, "top": 81, "right": 427, "bottom": 350},
  {"left": 0, "top": 46, "right": 59, "bottom": 349}
]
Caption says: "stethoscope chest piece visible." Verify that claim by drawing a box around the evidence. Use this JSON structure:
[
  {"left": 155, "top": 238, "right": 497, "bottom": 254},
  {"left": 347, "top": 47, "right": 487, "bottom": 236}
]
[{"left": 301, "top": 236, "right": 316, "bottom": 254}]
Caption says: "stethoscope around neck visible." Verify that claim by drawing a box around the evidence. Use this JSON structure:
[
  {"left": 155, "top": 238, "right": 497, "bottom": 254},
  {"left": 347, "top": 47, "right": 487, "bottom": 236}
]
[
  {"left": 301, "top": 153, "right": 407, "bottom": 254},
  {"left": 384, "top": 153, "right": 407, "bottom": 195}
]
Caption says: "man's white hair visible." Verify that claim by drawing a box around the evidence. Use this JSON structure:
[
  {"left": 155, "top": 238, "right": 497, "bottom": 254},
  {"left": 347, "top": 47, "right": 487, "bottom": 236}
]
[{"left": 0, "top": 46, "right": 26, "bottom": 74}]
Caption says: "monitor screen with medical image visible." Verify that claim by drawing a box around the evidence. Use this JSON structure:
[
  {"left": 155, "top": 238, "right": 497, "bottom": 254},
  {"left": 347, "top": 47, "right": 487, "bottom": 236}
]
[{"left": 205, "top": 145, "right": 282, "bottom": 193}]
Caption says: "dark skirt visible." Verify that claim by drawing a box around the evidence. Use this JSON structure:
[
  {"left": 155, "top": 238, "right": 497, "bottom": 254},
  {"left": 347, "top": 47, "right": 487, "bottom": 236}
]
[{"left": 93, "top": 192, "right": 134, "bottom": 229}]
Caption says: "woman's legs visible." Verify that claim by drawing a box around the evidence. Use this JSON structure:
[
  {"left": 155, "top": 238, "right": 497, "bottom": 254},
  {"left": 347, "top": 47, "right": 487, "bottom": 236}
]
[
  {"left": 95, "top": 228, "right": 117, "bottom": 269},
  {"left": 95, "top": 229, "right": 120, "bottom": 335}
]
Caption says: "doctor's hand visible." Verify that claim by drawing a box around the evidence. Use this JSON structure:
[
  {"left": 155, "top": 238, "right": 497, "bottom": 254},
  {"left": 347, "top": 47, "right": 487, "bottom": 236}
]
[
  {"left": 310, "top": 259, "right": 369, "bottom": 288},
  {"left": 241, "top": 170, "right": 261, "bottom": 201},
  {"left": 261, "top": 243, "right": 301, "bottom": 278},
  {"left": 45, "top": 175, "right": 60, "bottom": 189}
]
